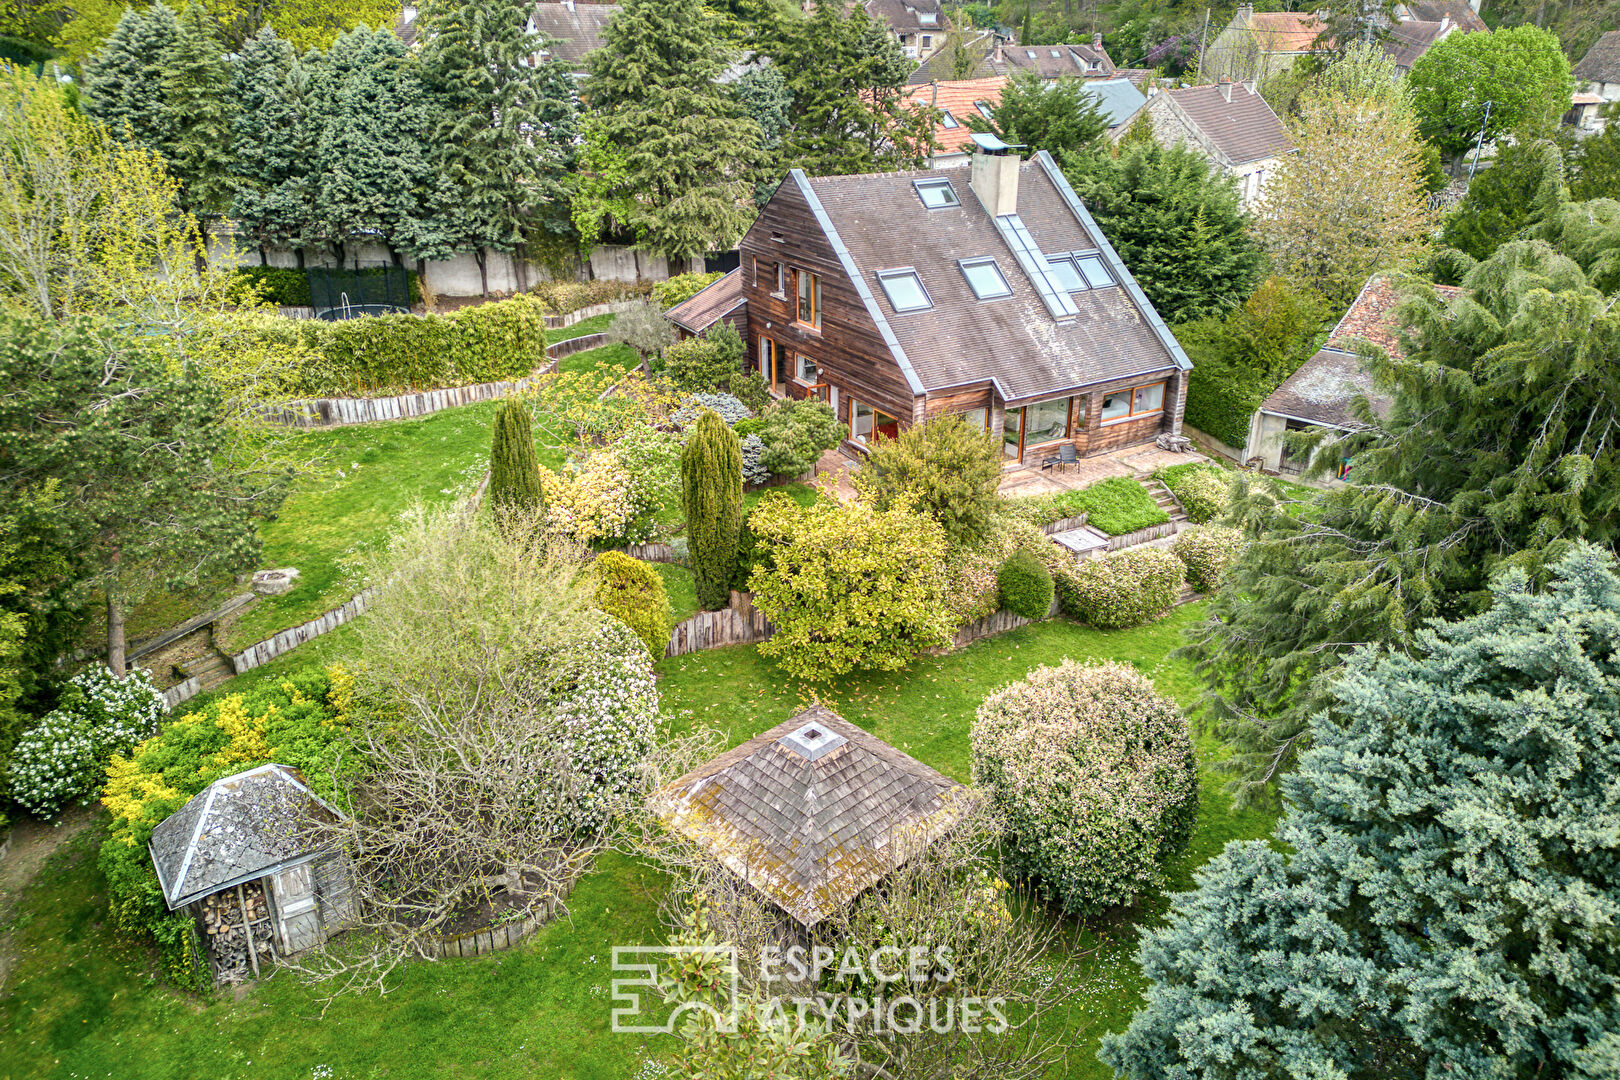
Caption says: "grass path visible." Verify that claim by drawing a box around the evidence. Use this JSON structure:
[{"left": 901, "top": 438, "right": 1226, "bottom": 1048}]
[{"left": 0, "top": 609, "right": 1276, "bottom": 1080}]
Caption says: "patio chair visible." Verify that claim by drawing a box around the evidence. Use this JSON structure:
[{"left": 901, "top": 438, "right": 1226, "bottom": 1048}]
[{"left": 1040, "top": 444, "right": 1078, "bottom": 472}]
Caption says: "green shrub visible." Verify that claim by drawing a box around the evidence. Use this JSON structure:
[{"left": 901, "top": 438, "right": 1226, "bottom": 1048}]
[
  {"left": 682, "top": 411, "right": 744, "bottom": 610},
  {"left": 731, "top": 373, "right": 772, "bottom": 413},
  {"left": 1172, "top": 525, "right": 1246, "bottom": 592},
  {"left": 1056, "top": 547, "right": 1183, "bottom": 629},
  {"left": 592, "top": 551, "right": 673, "bottom": 660},
  {"left": 653, "top": 271, "right": 725, "bottom": 309},
  {"left": 852, "top": 415, "right": 1002, "bottom": 545},
  {"left": 1002, "top": 476, "right": 1169, "bottom": 536},
  {"left": 489, "top": 399, "right": 543, "bottom": 527},
  {"left": 1158, "top": 462, "right": 1231, "bottom": 524},
  {"left": 996, "top": 549, "right": 1055, "bottom": 619},
  {"left": 945, "top": 516, "right": 1069, "bottom": 626},
  {"left": 972, "top": 659, "right": 1198, "bottom": 916},
  {"left": 530, "top": 278, "right": 650, "bottom": 314},
  {"left": 231, "top": 266, "right": 422, "bottom": 308},
  {"left": 98, "top": 664, "right": 355, "bottom": 987},
  {"left": 755, "top": 398, "right": 843, "bottom": 478},
  {"left": 664, "top": 323, "right": 746, "bottom": 394}
]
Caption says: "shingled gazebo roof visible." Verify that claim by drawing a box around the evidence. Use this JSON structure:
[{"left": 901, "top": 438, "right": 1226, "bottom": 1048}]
[
  {"left": 651, "top": 706, "right": 969, "bottom": 927},
  {"left": 149, "top": 763, "right": 340, "bottom": 910}
]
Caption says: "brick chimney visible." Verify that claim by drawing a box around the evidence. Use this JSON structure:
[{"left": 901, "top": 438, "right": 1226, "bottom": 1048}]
[
  {"left": 1093, "top": 32, "right": 1103, "bottom": 51},
  {"left": 971, "top": 144, "right": 1020, "bottom": 218},
  {"left": 1220, "top": 76, "right": 1233, "bottom": 102}
]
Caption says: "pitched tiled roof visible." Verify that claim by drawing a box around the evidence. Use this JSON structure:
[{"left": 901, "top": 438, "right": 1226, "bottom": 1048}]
[
  {"left": 1078, "top": 76, "right": 1148, "bottom": 127},
  {"left": 665, "top": 267, "right": 745, "bottom": 333},
  {"left": 651, "top": 706, "right": 972, "bottom": 927},
  {"left": 1328, "top": 274, "right": 1462, "bottom": 360},
  {"left": 1112, "top": 67, "right": 1155, "bottom": 89},
  {"left": 150, "top": 764, "right": 340, "bottom": 910},
  {"left": 530, "top": 1, "right": 618, "bottom": 69},
  {"left": 1164, "top": 83, "right": 1294, "bottom": 166},
  {"left": 901, "top": 76, "right": 1009, "bottom": 154},
  {"left": 865, "top": 0, "right": 948, "bottom": 34},
  {"left": 1383, "top": 20, "right": 1450, "bottom": 71},
  {"left": 794, "top": 152, "right": 1188, "bottom": 402},
  {"left": 1575, "top": 31, "right": 1620, "bottom": 85},
  {"left": 1247, "top": 10, "right": 1330, "bottom": 52},
  {"left": 997, "top": 41, "right": 1114, "bottom": 79},
  {"left": 1401, "top": 0, "right": 1487, "bottom": 33}
]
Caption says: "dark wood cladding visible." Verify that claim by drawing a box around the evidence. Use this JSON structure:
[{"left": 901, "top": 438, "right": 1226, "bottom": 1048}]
[
  {"left": 924, "top": 384, "right": 993, "bottom": 418},
  {"left": 739, "top": 181, "right": 917, "bottom": 424}
]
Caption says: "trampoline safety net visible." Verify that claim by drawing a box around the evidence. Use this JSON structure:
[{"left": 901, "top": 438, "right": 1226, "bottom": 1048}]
[{"left": 307, "top": 266, "right": 413, "bottom": 320}]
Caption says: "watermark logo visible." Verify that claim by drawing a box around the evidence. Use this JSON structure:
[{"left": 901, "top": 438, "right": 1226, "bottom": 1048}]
[{"left": 610, "top": 945, "right": 741, "bottom": 1034}]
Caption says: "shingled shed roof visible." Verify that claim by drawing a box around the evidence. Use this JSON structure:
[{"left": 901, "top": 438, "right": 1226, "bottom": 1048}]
[
  {"left": 789, "top": 151, "right": 1189, "bottom": 403},
  {"left": 1575, "top": 31, "right": 1620, "bottom": 84},
  {"left": 1163, "top": 83, "right": 1294, "bottom": 166},
  {"left": 651, "top": 706, "right": 971, "bottom": 926},
  {"left": 665, "top": 267, "right": 745, "bottom": 333},
  {"left": 150, "top": 764, "right": 340, "bottom": 910}
]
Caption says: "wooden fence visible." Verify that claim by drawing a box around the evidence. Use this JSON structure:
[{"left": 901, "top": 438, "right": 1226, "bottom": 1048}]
[
  {"left": 263, "top": 364, "right": 557, "bottom": 428},
  {"left": 664, "top": 592, "right": 774, "bottom": 658},
  {"left": 421, "top": 878, "right": 575, "bottom": 959},
  {"left": 164, "top": 676, "right": 204, "bottom": 709}
]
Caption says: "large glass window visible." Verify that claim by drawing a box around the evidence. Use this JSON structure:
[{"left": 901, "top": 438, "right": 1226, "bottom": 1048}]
[
  {"left": 1101, "top": 381, "right": 1166, "bottom": 424},
  {"left": 877, "top": 269, "right": 931, "bottom": 312},
  {"left": 1046, "top": 255, "right": 1085, "bottom": 292},
  {"left": 852, "top": 400, "right": 899, "bottom": 444},
  {"left": 1003, "top": 406, "right": 1024, "bottom": 459},
  {"left": 796, "top": 270, "right": 820, "bottom": 328},
  {"left": 759, "top": 336, "right": 783, "bottom": 394},
  {"left": 961, "top": 406, "right": 989, "bottom": 431},
  {"left": 1134, "top": 382, "right": 1164, "bottom": 413},
  {"left": 1025, "top": 397, "right": 1070, "bottom": 444},
  {"left": 960, "top": 257, "right": 1012, "bottom": 300},
  {"left": 1100, "top": 390, "right": 1131, "bottom": 422}
]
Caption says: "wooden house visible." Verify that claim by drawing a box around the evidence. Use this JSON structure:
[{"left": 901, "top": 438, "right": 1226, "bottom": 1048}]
[
  {"left": 673, "top": 141, "right": 1192, "bottom": 465},
  {"left": 149, "top": 763, "right": 355, "bottom": 983}
]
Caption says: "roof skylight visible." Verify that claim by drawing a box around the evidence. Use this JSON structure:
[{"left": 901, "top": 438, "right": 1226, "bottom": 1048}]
[
  {"left": 960, "top": 257, "right": 1012, "bottom": 300},
  {"left": 1046, "top": 255, "right": 1085, "bottom": 292},
  {"left": 877, "top": 269, "right": 932, "bottom": 313},
  {"left": 939, "top": 109, "right": 959, "bottom": 129},
  {"left": 1046, "top": 252, "right": 1118, "bottom": 292},
  {"left": 914, "top": 177, "right": 959, "bottom": 208},
  {"left": 1077, "top": 253, "right": 1115, "bottom": 288},
  {"left": 975, "top": 100, "right": 995, "bottom": 118}
]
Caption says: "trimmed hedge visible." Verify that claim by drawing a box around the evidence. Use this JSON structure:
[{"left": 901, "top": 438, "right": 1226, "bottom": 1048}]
[
  {"left": 531, "top": 278, "right": 650, "bottom": 314},
  {"left": 232, "top": 266, "right": 422, "bottom": 308},
  {"left": 1003, "top": 476, "right": 1169, "bottom": 536},
  {"left": 997, "top": 549, "right": 1055, "bottom": 619},
  {"left": 1172, "top": 525, "right": 1246, "bottom": 593},
  {"left": 593, "top": 551, "right": 673, "bottom": 661},
  {"left": 1182, "top": 356, "right": 1270, "bottom": 449},
  {"left": 1057, "top": 547, "right": 1184, "bottom": 629},
  {"left": 1158, "top": 462, "right": 1231, "bottom": 524}
]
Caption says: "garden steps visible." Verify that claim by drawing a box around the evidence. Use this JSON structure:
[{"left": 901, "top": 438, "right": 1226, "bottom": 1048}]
[
  {"left": 1137, "top": 477, "right": 1188, "bottom": 523},
  {"left": 178, "top": 650, "right": 235, "bottom": 693}
]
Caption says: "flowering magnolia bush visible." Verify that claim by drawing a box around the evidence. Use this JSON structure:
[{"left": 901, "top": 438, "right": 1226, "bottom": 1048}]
[
  {"left": 972, "top": 660, "right": 1198, "bottom": 915},
  {"left": 7, "top": 665, "right": 168, "bottom": 818},
  {"left": 541, "top": 450, "right": 659, "bottom": 547},
  {"left": 672, "top": 393, "right": 751, "bottom": 429},
  {"left": 548, "top": 617, "right": 660, "bottom": 832},
  {"left": 1158, "top": 463, "right": 1231, "bottom": 524},
  {"left": 1172, "top": 525, "right": 1247, "bottom": 593},
  {"left": 1057, "top": 547, "right": 1184, "bottom": 629}
]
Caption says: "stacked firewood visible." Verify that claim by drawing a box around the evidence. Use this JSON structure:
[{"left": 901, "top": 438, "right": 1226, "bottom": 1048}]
[{"left": 198, "top": 882, "right": 277, "bottom": 982}]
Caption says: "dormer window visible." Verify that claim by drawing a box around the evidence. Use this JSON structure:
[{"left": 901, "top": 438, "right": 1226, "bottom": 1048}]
[
  {"left": 939, "top": 109, "right": 959, "bottom": 129},
  {"left": 877, "top": 268, "right": 932, "bottom": 313},
  {"left": 914, "top": 177, "right": 959, "bottom": 208},
  {"left": 918, "top": 11, "right": 937, "bottom": 24},
  {"left": 959, "top": 257, "right": 1012, "bottom": 300}
]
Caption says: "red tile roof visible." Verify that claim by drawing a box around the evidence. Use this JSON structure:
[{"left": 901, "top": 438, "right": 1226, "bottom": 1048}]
[
  {"left": 1247, "top": 10, "right": 1330, "bottom": 53},
  {"left": 901, "top": 76, "right": 1009, "bottom": 154},
  {"left": 1328, "top": 274, "right": 1462, "bottom": 360}
]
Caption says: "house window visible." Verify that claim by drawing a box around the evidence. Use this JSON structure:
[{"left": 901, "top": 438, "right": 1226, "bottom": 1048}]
[
  {"left": 1025, "top": 397, "right": 1070, "bottom": 445},
  {"left": 877, "top": 268, "right": 932, "bottom": 313},
  {"left": 759, "top": 336, "right": 784, "bottom": 395},
  {"left": 795, "top": 269, "right": 820, "bottom": 328},
  {"left": 1047, "top": 252, "right": 1116, "bottom": 291},
  {"left": 1076, "top": 254, "right": 1115, "bottom": 288},
  {"left": 918, "top": 11, "right": 937, "bottom": 24},
  {"left": 774, "top": 261, "right": 786, "bottom": 296},
  {"left": 961, "top": 406, "right": 990, "bottom": 430},
  {"left": 795, "top": 353, "right": 818, "bottom": 383},
  {"left": 914, "top": 177, "right": 959, "bottom": 208},
  {"left": 1003, "top": 406, "right": 1024, "bottom": 459},
  {"left": 921, "top": 35, "right": 933, "bottom": 49},
  {"left": 1100, "top": 381, "right": 1165, "bottom": 424},
  {"left": 852, "top": 400, "right": 900, "bottom": 444},
  {"left": 959, "top": 257, "right": 1012, "bottom": 300},
  {"left": 940, "top": 109, "right": 959, "bottom": 129},
  {"left": 1046, "top": 255, "right": 1085, "bottom": 292}
]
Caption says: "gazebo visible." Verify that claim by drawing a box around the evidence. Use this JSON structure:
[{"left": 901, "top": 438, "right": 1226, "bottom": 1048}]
[{"left": 651, "top": 705, "right": 971, "bottom": 927}]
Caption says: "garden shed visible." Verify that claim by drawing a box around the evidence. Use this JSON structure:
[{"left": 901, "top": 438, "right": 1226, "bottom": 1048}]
[
  {"left": 149, "top": 763, "right": 355, "bottom": 983},
  {"left": 651, "top": 705, "right": 971, "bottom": 926}
]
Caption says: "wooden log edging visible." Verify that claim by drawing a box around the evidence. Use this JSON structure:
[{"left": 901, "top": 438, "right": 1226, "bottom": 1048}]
[
  {"left": 544, "top": 332, "right": 609, "bottom": 360},
  {"left": 542, "top": 299, "right": 642, "bottom": 329},
  {"left": 947, "top": 594, "right": 1064, "bottom": 650},
  {"left": 609, "top": 542, "right": 682, "bottom": 564},
  {"left": 229, "top": 590, "right": 375, "bottom": 675},
  {"left": 664, "top": 591, "right": 775, "bottom": 658},
  {"left": 262, "top": 363, "right": 558, "bottom": 428},
  {"left": 1105, "top": 521, "right": 1180, "bottom": 550},
  {"left": 422, "top": 878, "right": 576, "bottom": 959},
  {"left": 164, "top": 676, "right": 204, "bottom": 709},
  {"left": 1040, "top": 512, "right": 1090, "bottom": 535}
]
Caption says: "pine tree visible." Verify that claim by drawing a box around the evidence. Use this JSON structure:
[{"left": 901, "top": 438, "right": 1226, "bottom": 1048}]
[
  {"left": 414, "top": 0, "right": 579, "bottom": 294},
  {"left": 681, "top": 410, "right": 743, "bottom": 611},
  {"left": 1440, "top": 140, "right": 1563, "bottom": 262},
  {"left": 967, "top": 71, "right": 1109, "bottom": 158},
  {"left": 229, "top": 28, "right": 316, "bottom": 260},
  {"left": 1106, "top": 546, "right": 1620, "bottom": 1078},
  {"left": 580, "top": 0, "right": 764, "bottom": 261},
  {"left": 81, "top": 3, "right": 179, "bottom": 155},
  {"left": 162, "top": 1, "right": 237, "bottom": 220},
  {"left": 306, "top": 26, "right": 436, "bottom": 264},
  {"left": 488, "top": 399, "right": 543, "bottom": 527}
]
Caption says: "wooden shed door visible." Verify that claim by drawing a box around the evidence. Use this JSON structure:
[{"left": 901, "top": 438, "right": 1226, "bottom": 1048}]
[{"left": 270, "top": 864, "right": 322, "bottom": 955}]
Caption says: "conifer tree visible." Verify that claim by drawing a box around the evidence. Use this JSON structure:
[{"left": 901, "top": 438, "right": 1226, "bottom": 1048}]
[
  {"left": 681, "top": 410, "right": 744, "bottom": 611},
  {"left": 1107, "top": 546, "right": 1620, "bottom": 1079},
  {"left": 488, "top": 399, "right": 543, "bottom": 528},
  {"left": 228, "top": 28, "right": 317, "bottom": 261},
  {"left": 1440, "top": 140, "right": 1563, "bottom": 262},
  {"left": 967, "top": 71, "right": 1109, "bottom": 158},
  {"left": 162, "top": 2, "right": 237, "bottom": 220},
  {"left": 81, "top": 3, "right": 179, "bottom": 155},
  {"left": 579, "top": 0, "right": 764, "bottom": 261},
  {"left": 414, "top": 0, "right": 579, "bottom": 294}
]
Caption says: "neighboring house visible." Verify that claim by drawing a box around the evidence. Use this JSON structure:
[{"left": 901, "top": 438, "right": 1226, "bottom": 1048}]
[
  {"left": 866, "top": 0, "right": 951, "bottom": 61},
  {"left": 393, "top": 4, "right": 421, "bottom": 47},
  {"left": 651, "top": 705, "right": 971, "bottom": 927},
  {"left": 905, "top": 31, "right": 1117, "bottom": 85},
  {"left": 665, "top": 267, "right": 747, "bottom": 339},
  {"left": 900, "top": 76, "right": 1010, "bottom": 167},
  {"left": 680, "top": 141, "right": 1193, "bottom": 464},
  {"left": 149, "top": 764, "right": 356, "bottom": 984},
  {"left": 1243, "top": 275, "right": 1462, "bottom": 475},
  {"left": 1571, "top": 31, "right": 1620, "bottom": 133},
  {"left": 1122, "top": 81, "right": 1295, "bottom": 207},
  {"left": 1202, "top": 6, "right": 1330, "bottom": 84},
  {"left": 1382, "top": 17, "right": 1457, "bottom": 75},
  {"left": 528, "top": 0, "right": 618, "bottom": 76},
  {"left": 1078, "top": 76, "right": 1149, "bottom": 135},
  {"left": 1396, "top": 0, "right": 1486, "bottom": 33}
]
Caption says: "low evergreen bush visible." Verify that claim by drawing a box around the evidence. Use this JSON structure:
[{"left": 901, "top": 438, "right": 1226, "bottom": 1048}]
[
  {"left": 592, "top": 551, "right": 674, "bottom": 661},
  {"left": 1002, "top": 477, "right": 1169, "bottom": 535},
  {"left": 530, "top": 278, "right": 650, "bottom": 314},
  {"left": 1056, "top": 547, "right": 1184, "bottom": 629},
  {"left": 653, "top": 271, "right": 725, "bottom": 309},
  {"left": 672, "top": 392, "right": 752, "bottom": 428},
  {"left": 1158, "top": 462, "right": 1231, "bottom": 524},
  {"left": 996, "top": 549, "right": 1055, "bottom": 619},
  {"left": 663, "top": 324, "right": 746, "bottom": 395},
  {"left": 1172, "top": 525, "right": 1246, "bottom": 592}
]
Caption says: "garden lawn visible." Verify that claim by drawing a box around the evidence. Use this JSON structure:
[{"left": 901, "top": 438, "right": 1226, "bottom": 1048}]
[
  {"left": 1006, "top": 476, "right": 1169, "bottom": 536},
  {"left": 545, "top": 312, "right": 615, "bottom": 343},
  {"left": 558, "top": 342, "right": 639, "bottom": 377},
  {"left": 0, "top": 605, "right": 1277, "bottom": 1080}
]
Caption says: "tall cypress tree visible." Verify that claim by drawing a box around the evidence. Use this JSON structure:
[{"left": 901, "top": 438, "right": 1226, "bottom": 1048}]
[
  {"left": 162, "top": 1, "right": 237, "bottom": 220},
  {"left": 681, "top": 410, "right": 743, "bottom": 611},
  {"left": 413, "top": 0, "right": 579, "bottom": 294},
  {"left": 229, "top": 28, "right": 316, "bottom": 261},
  {"left": 488, "top": 399, "right": 543, "bottom": 528},
  {"left": 82, "top": 3, "right": 179, "bottom": 155},
  {"left": 580, "top": 0, "right": 764, "bottom": 262}
]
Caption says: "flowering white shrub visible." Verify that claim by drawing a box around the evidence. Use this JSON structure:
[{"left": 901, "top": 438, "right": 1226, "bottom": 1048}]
[
  {"left": 944, "top": 516, "right": 1070, "bottom": 626},
  {"left": 7, "top": 665, "right": 168, "bottom": 819},
  {"left": 1056, "top": 547, "right": 1184, "bottom": 629},
  {"left": 541, "top": 450, "right": 660, "bottom": 547},
  {"left": 549, "top": 617, "right": 660, "bottom": 833},
  {"left": 972, "top": 659, "right": 1198, "bottom": 915},
  {"left": 1172, "top": 525, "right": 1247, "bottom": 593}
]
